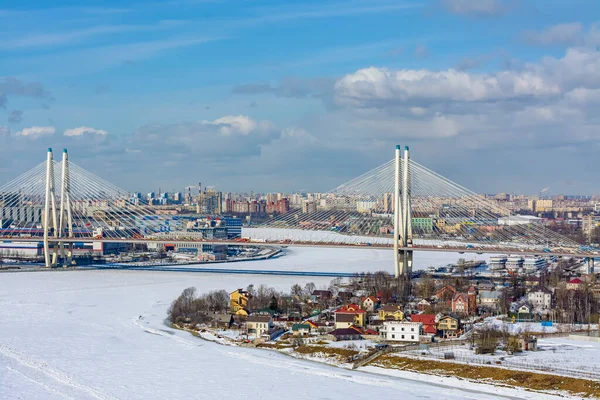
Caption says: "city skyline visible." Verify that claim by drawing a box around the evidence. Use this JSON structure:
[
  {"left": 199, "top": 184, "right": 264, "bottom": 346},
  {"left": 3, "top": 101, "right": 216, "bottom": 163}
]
[{"left": 1, "top": 0, "right": 600, "bottom": 194}]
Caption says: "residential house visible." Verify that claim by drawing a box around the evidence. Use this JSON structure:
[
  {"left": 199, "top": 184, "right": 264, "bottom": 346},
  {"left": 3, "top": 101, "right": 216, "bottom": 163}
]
[
  {"left": 366, "top": 319, "right": 384, "bottom": 333},
  {"left": 313, "top": 321, "right": 335, "bottom": 334},
  {"left": 246, "top": 315, "right": 273, "bottom": 336},
  {"left": 361, "top": 329, "right": 380, "bottom": 340},
  {"left": 437, "top": 315, "right": 460, "bottom": 339},
  {"left": 477, "top": 281, "right": 495, "bottom": 292},
  {"left": 378, "top": 304, "right": 404, "bottom": 321},
  {"left": 261, "top": 327, "right": 286, "bottom": 342},
  {"left": 337, "top": 291, "right": 354, "bottom": 302},
  {"left": 230, "top": 289, "right": 250, "bottom": 315},
  {"left": 567, "top": 278, "right": 583, "bottom": 290},
  {"left": 380, "top": 321, "right": 421, "bottom": 342},
  {"left": 517, "top": 304, "right": 532, "bottom": 315},
  {"left": 434, "top": 284, "right": 456, "bottom": 302},
  {"left": 212, "top": 313, "right": 234, "bottom": 329},
  {"left": 334, "top": 304, "right": 366, "bottom": 328},
  {"left": 327, "top": 327, "right": 363, "bottom": 341},
  {"left": 417, "top": 299, "right": 431, "bottom": 312},
  {"left": 312, "top": 290, "right": 332, "bottom": 301},
  {"left": 507, "top": 336, "right": 538, "bottom": 353},
  {"left": 291, "top": 323, "right": 311, "bottom": 337},
  {"left": 527, "top": 288, "right": 553, "bottom": 310},
  {"left": 452, "top": 286, "right": 477, "bottom": 315},
  {"left": 409, "top": 314, "right": 437, "bottom": 335},
  {"left": 478, "top": 290, "right": 500, "bottom": 310},
  {"left": 361, "top": 296, "right": 380, "bottom": 312}
]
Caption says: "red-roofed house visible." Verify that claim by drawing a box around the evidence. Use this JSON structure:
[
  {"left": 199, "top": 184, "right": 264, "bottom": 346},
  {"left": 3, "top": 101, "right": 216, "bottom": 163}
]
[
  {"left": 334, "top": 304, "right": 366, "bottom": 329},
  {"left": 567, "top": 278, "right": 583, "bottom": 290},
  {"left": 361, "top": 296, "right": 380, "bottom": 312},
  {"left": 410, "top": 314, "right": 437, "bottom": 335}
]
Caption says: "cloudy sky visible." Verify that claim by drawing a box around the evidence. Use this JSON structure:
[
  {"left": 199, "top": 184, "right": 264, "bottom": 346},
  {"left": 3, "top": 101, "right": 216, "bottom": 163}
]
[{"left": 1, "top": 0, "right": 599, "bottom": 195}]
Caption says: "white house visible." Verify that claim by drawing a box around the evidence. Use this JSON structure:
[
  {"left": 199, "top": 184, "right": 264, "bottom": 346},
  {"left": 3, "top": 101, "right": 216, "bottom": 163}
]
[
  {"left": 361, "top": 296, "right": 379, "bottom": 312},
  {"left": 479, "top": 291, "right": 501, "bottom": 310},
  {"left": 380, "top": 321, "right": 421, "bottom": 342},
  {"left": 527, "top": 289, "right": 552, "bottom": 310},
  {"left": 246, "top": 315, "right": 273, "bottom": 336}
]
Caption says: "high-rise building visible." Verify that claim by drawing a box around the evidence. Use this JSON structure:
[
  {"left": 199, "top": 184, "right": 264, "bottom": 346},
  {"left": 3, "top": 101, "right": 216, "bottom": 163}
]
[
  {"left": 302, "top": 200, "right": 317, "bottom": 214},
  {"left": 196, "top": 189, "right": 223, "bottom": 214}
]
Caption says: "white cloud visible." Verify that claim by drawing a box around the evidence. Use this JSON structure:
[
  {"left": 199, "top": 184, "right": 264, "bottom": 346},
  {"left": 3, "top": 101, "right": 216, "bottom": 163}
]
[
  {"left": 16, "top": 126, "right": 55, "bottom": 138},
  {"left": 0, "top": 126, "right": 10, "bottom": 135},
  {"left": 334, "top": 48, "right": 600, "bottom": 110},
  {"left": 522, "top": 23, "right": 583, "bottom": 46},
  {"left": 202, "top": 115, "right": 274, "bottom": 136},
  {"left": 334, "top": 66, "right": 560, "bottom": 106},
  {"left": 522, "top": 23, "right": 600, "bottom": 47},
  {"left": 64, "top": 126, "right": 108, "bottom": 136}
]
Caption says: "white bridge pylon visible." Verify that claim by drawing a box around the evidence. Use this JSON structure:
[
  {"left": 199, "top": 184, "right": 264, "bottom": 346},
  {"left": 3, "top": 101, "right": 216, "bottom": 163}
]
[
  {"left": 42, "top": 148, "right": 74, "bottom": 267},
  {"left": 394, "top": 145, "right": 412, "bottom": 278}
]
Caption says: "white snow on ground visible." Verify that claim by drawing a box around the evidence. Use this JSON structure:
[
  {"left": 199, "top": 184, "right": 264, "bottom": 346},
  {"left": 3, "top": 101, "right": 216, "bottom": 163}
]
[
  {"left": 478, "top": 317, "right": 597, "bottom": 335},
  {"left": 0, "top": 250, "right": 573, "bottom": 400}
]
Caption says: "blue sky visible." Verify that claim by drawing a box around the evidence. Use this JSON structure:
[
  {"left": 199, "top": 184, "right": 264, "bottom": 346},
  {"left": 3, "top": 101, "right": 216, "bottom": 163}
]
[{"left": 1, "top": 0, "right": 600, "bottom": 195}]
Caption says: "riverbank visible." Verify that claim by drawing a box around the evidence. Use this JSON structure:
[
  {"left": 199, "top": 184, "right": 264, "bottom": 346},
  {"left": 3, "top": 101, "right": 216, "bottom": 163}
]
[{"left": 172, "top": 323, "right": 597, "bottom": 399}]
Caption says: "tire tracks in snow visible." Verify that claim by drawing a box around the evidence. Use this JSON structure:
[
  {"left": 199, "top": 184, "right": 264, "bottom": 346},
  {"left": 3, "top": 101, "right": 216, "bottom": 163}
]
[
  {"left": 131, "top": 317, "right": 202, "bottom": 347},
  {"left": 0, "top": 344, "right": 118, "bottom": 400}
]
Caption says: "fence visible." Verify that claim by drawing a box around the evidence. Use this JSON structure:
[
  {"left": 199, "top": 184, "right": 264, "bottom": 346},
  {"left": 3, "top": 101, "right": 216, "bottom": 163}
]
[{"left": 400, "top": 344, "right": 600, "bottom": 381}]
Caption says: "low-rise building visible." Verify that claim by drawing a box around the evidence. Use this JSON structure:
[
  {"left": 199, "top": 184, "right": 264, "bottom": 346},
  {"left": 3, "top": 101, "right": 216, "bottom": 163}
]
[
  {"left": 380, "top": 321, "right": 421, "bottom": 342},
  {"left": 437, "top": 315, "right": 460, "bottom": 338},
  {"left": 327, "top": 327, "right": 362, "bottom": 341},
  {"left": 378, "top": 304, "right": 404, "bottom": 321},
  {"left": 291, "top": 323, "right": 311, "bottom": 337},
  {"left": 361, "top": 296, "right": 380, "bottom": 312},
  {"left": 246, "top": 315, "right": 273, "bottom": 336},
  {"left": 567, "top": 278, "right": 583, "bottom": 290},
  {"left": 417, "top": 299, "right": 431, "bottom": 312},
  {"left": 527, "top": 288, "right": 552, "bottom": 310},
  {"left": 409, "top": 314, "right": 437, "bottom": 335},
  {"left": 479, "top": 290, "right": 501, "bottom": 310},
  {"left": 334, "top": 304, "right": 366, "bottom": 328}
]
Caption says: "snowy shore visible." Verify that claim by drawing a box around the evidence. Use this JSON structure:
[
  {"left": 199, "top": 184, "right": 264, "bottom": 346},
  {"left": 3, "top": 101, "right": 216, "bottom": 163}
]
[{"left": 0, "top": 247, "right": 574, "bottom": 400}]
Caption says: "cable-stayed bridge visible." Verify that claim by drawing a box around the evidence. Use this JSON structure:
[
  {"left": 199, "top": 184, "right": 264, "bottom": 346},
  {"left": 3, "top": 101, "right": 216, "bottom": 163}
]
[{"left": 0, "top": 147, "right": 594, "bottom": 276}]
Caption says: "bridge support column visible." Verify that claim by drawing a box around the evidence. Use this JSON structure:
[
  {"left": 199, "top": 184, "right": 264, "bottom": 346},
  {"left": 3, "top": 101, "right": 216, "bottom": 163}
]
[
  {"left": 58, "top": 149, "right": 74, "bottom": 266},
  {"left": 586, "top": 257, "right": 595, "bottom": 275},
  {"left": 43, "top": 148, "right": 59, "bottom": 267},
  {"left": 394, "top": 145, "right": 413, "bottom": 278}
]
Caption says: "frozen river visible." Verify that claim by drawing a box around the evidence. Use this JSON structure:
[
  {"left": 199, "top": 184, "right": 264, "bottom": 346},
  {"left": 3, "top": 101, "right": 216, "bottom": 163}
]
[{"left": 0, "top": 248, "right": 556, "bottom": 400}]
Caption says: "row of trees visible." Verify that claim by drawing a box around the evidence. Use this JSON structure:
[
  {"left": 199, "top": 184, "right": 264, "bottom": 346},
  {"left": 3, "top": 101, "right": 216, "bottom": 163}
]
[{"left": 168, "top": 287, "right": 229, "bottom": 324}]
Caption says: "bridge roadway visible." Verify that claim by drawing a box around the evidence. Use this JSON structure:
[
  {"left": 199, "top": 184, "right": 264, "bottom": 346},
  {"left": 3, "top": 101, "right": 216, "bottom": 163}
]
[{"left": 2, "top": 236, "right": 595, "bottom": 259}]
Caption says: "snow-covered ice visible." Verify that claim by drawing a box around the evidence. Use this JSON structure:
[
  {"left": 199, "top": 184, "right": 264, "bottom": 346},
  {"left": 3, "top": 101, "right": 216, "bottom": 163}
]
[
  {"left": 0, "top": 248, "right": 567, "bottom": 399},
  {"left": 176, "top": 246, "right": 491, "bottom": 273}
]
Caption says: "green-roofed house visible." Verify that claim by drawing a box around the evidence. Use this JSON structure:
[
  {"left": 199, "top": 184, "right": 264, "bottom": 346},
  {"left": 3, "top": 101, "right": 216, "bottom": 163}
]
[{"left": 291, "top": 323, "right": 311, "bottom": 337}]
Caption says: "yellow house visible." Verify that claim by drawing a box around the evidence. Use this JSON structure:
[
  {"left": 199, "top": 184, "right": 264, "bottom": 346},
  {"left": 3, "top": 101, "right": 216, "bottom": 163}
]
[
  {"left": 378, "top": 304, "right": 404, "bottom": 321},
  {"left": 437, "top": 315, "right": 460, "bottom": 338},
  {"left": 230, "top": 289, "right": 249, "bottom": 315},
  {"left": 334, "top": 304, "right": 366, "bottom": 328}
]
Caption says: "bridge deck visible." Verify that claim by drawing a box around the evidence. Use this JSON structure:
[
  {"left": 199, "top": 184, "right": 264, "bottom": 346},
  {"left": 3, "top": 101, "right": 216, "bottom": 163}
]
[{"left": 0, "top": 236, "right": 594, "bottom": 258}]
